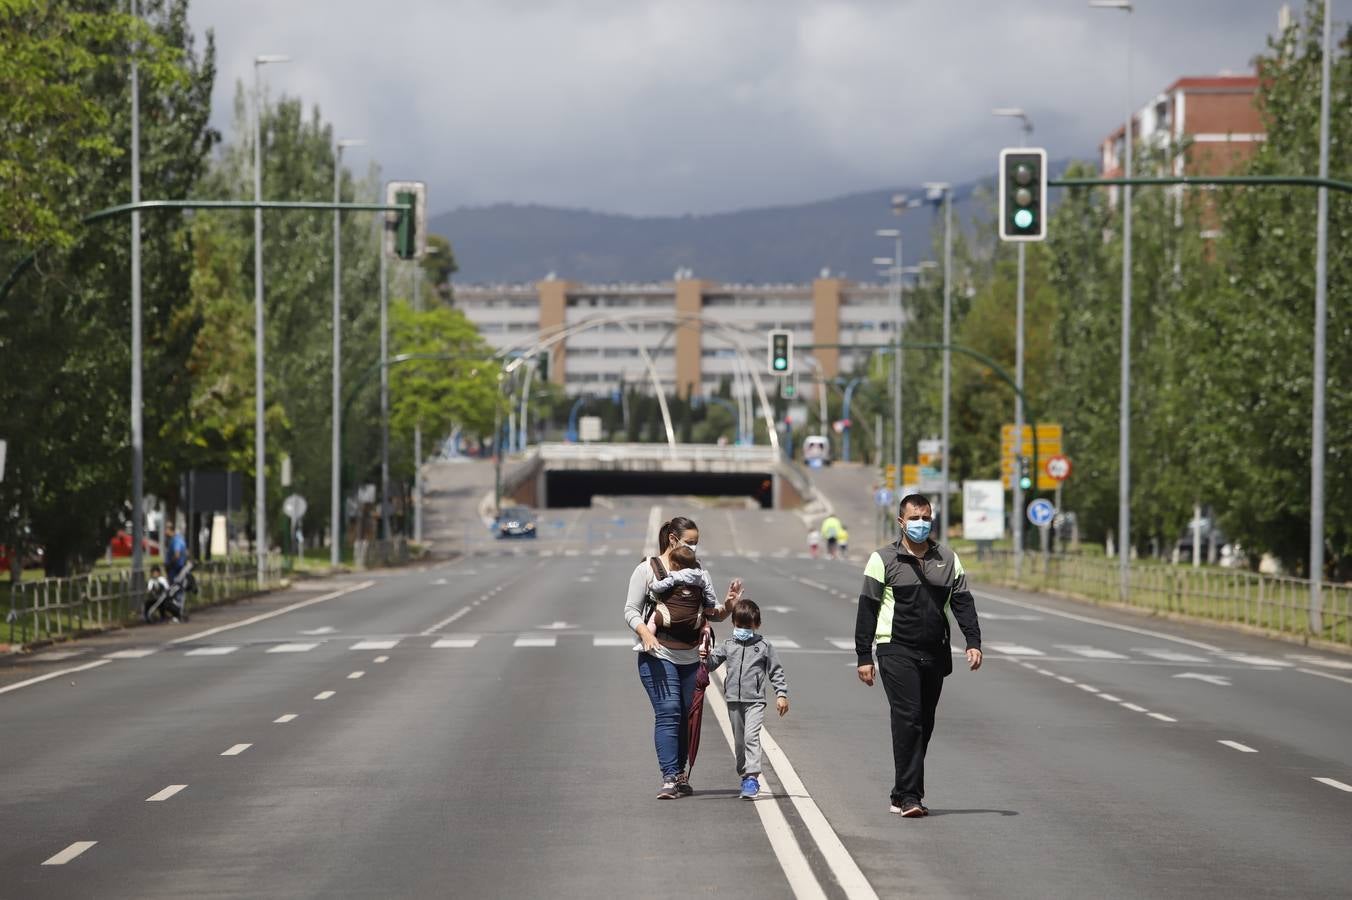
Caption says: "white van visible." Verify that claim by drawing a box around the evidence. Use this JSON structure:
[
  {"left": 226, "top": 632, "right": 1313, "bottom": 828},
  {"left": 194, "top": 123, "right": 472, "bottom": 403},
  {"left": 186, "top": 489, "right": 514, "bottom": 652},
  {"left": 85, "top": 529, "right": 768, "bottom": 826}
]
[{"left": 803, "top": 435, "right": 831, "bottom": 466}]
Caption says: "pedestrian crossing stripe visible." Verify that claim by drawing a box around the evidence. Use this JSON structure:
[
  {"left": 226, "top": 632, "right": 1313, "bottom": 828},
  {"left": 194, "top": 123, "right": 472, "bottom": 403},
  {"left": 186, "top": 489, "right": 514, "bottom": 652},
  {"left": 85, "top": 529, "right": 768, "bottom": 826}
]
[
  {"left": 1134, "top": 648, "right": 1209, "bottom": 663},
  {"left": 267, "top": 642, "right": 321, "bottom": 653},
  {"left": 985, "top": 642, "right": 1045, "bottom": 656},
  {"left": 184, "top": 646, "right": 239, "bottom": 656},
  {"left": 827, "top": 639, "right": 854, "bottom": 651},
  {"left": 350, "top": 640, "right": 399, "bottom": 650},
  {"left": 1055, "top": 645, "right": 1128, "bottom": 659},
  {"left": 431, "top": 636, "right": 479, "bottom": 649},
  {"left": 514, "top": 635, "right": 556, "bottom": 647}
]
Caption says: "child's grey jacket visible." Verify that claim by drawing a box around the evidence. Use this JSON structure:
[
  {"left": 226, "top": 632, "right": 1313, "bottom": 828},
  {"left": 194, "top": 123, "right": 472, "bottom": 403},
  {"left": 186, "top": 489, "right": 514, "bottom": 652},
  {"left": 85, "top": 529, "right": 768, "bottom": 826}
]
[{"left": 705, "top": 634, "right": 788, "bottom": 702}]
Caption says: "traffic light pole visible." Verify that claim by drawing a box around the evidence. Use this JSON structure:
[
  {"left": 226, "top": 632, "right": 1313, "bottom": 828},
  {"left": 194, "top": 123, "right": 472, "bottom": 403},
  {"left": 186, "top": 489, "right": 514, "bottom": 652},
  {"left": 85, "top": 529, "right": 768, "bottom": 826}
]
[{"left": 1013, "top": 243, "right": 1026, "bottom": 580}]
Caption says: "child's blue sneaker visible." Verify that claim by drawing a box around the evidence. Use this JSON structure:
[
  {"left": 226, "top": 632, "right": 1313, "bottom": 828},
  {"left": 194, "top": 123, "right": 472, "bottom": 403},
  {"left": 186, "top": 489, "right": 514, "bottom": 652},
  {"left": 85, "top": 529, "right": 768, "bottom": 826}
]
[{"left": 740, "top": 775, "right": 760, "bottom": 800}]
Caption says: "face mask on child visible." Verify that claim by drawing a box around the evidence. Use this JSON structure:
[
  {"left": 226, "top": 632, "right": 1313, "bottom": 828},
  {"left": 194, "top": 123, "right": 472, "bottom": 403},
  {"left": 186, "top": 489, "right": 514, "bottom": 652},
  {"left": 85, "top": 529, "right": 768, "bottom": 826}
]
[{"left": 733, "top": 627, "right": 755, "bottom": 641}]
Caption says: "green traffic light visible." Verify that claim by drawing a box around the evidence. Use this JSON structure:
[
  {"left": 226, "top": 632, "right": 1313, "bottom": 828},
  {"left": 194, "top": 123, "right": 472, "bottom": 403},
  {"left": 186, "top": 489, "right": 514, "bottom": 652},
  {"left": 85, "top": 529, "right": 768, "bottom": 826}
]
[
  {"left": 1019, "top": 475, "right": 1032, "bottom": 490},
  {"left": 774, "top": 359, "right": 787, "bottom": 371},
  {"left": 1013, "top": 209, "right": 1034, "bottom": 229}
]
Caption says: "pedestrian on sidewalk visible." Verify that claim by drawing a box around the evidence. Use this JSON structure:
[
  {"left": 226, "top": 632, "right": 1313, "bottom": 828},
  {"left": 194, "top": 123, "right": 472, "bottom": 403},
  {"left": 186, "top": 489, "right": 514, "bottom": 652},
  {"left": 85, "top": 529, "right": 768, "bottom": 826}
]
[
  {"left": 625, "top": 516, "right": 739, "bottom": 800},
  {"left": 854, "top": 493, "right": 982, "bottom": 818},
  {"left": 701, "top": 598, "right": 789, "bottom": 800}
]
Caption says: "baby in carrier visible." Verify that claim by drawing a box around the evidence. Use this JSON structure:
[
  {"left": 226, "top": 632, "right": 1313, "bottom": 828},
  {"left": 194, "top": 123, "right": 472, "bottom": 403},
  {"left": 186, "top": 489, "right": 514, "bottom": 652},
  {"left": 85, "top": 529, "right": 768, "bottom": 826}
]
[{"left": 646, "top": 545, "right": 717, "bottom": 647}]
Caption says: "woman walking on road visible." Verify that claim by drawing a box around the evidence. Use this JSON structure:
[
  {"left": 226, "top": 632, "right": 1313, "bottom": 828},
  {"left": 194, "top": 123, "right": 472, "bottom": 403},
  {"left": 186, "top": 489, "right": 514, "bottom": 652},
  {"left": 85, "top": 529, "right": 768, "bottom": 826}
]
[{"left": 625, "top": 515, "right": 738, "bottom": 799}]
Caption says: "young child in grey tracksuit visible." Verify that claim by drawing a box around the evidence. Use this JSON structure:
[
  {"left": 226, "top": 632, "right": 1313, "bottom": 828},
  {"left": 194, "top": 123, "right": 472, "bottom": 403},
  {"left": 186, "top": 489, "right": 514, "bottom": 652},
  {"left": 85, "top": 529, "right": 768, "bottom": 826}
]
[{"left": 701, "top": 598, "right": 789, "bottom": 800}]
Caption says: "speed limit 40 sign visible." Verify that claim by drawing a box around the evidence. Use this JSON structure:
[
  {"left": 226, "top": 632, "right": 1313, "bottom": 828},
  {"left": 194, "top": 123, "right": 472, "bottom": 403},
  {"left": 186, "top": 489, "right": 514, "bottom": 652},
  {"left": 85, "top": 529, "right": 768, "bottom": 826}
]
[{"left": 1045, "top": 455, "right": 1072, "bottom": 482}]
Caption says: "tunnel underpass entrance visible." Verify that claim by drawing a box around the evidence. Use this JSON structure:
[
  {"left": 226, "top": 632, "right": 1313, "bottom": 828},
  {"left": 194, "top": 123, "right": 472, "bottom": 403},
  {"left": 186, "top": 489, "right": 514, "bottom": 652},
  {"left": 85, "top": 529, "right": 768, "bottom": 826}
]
[{"left": 544, "top": 470, "right": 774, "bottom": 509}]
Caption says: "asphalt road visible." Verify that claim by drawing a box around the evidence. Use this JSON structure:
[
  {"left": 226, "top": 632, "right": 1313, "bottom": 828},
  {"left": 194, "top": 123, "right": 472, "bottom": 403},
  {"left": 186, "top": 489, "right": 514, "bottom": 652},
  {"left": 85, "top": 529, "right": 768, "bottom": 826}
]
[{"left": 2, "top": 501, "right": 1349, "bottom": 899}]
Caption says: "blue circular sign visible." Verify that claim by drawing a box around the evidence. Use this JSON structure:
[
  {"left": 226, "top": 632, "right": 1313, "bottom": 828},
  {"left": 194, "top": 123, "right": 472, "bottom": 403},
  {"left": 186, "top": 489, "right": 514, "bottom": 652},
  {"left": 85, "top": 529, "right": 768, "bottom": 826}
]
[{"left": 1026, "top": 498, "right": 1056, "bottom": 527}]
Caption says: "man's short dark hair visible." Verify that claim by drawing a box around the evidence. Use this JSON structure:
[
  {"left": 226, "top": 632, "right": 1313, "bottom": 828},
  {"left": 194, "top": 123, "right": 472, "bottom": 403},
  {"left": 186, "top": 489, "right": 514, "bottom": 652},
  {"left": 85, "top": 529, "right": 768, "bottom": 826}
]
[{"left": 898, "top": 493, "right": 932, "bottom": 516}]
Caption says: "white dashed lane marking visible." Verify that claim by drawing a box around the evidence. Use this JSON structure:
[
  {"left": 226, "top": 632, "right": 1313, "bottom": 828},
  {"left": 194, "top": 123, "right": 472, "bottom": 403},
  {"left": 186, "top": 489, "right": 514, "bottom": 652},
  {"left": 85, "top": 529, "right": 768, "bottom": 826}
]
[
  {"left": 1147, "top": 713, "right": 1178, "bottom": 723},
  {"left": 1057, "top": 645, "right": 1129, "bottom": 659},
  {"left": 374, "top": 656, "right": 390, "bottom": 663},
  {"left": 351, "top": 640, "right": 399, "bottom": 650},
  {"left": 267, "top": 643, "right": 320, "bottom": 654},
  {"left": 145, "top": 784, "right": 187, "bottom": 802},
  {"left": 42, "top": 841, "right": 97, "bottom": 866},
  {"left": 347, "top": 671, "right": 365, "bottom": 680},
  {"left": 184, "top": 646, "right": 239, "bottom": 656},
  {"left": 314, "top": 691, "right": 335, "bottom": 700},
  {"left": 985, "top": 642, "right": 1045, "bottom": 656},
  {"left": 104, "top": 649, "right": 157, "bottom": 659},
  {"left": 1218, "top": 740, "right": 1258, "bottom": 753},
  {"left": 1314, "top": 777, "right": 1352, "bottom": 793},
  {"left": 274, "top": 714, "right": 298, "bottom": 723},
  {"left": 220, "top": 743, "right": 252, "bottom": 756}
]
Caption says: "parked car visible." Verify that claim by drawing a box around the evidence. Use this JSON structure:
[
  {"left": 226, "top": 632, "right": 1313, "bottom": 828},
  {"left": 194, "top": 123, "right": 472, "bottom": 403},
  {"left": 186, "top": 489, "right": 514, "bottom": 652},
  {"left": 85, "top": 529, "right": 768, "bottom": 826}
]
[
  {"left": 494, "top": 507, "right": 537, "bottom": 539},
  {"left": 109, "top": 530, "right": 160, "bottom": 558}
]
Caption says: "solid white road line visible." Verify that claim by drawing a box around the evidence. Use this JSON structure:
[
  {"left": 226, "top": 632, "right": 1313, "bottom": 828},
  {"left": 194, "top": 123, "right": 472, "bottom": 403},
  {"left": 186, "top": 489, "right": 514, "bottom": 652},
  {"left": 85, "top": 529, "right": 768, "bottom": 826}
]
[
  {"left": 220, "top": 743, "right": 252, "bottom": 756},
  {"left": 1147, "top": 713, "right": 1178, "bottom": 723},
  {"left": 1075, "top": 684, "right": 1100, "bottom": 693},
  {"left": 0, "top": 659, "right": 111, "bottom": 697},
  {"left": 706, "top": 677, "right": 830, "bottom": 900},
  {"left": 431, "top": 635, "right": 480, "bottom": 649},
  {"left": 1296, "top": 667, "right": 1352, "bottom": 686},
  {"left": 1313, "top": 777, "right": 1352, "bottom": 793},
  {"left": 1120, "top": 703, "right": 1148, "bottom": 713},
  {"left": 351, "top": 639, "right": 399, "bottom": 650},
  {"left": 35, "top": 650, "right": 86, "bottom": 661},
  {"left": 104, "top": 648, "right": 157, "bottom": 659},
  {"left": 1135, "top": 648, "right": 1210, "bottom": 663},
  {"left": 347, "top": 671, "right": 364, "bottom": 680},
  {"left": 146, "top": 784, "right": 187, "bottom": 802},
  {"left": 513, "top": 635, "right": 556, "bottom": 647},
  {"left": 266, "top": 643, "right": 319, "bottom": 654},
  {"left": 274, "top": 714, "right": 298, "bottom": 723},
  {"left": 314, "top": 691, "right": 335, "bottom": 700},
  {"left": 419, "top": 606, "right": 472, "bottom": 636},
  {"left": 758, "top": 725, "right": 882, "bottom": 900},
  {"left": 1288, "top": 653, "right": 1352, "bottom": 670},
  {"left": 1098, "top": 694, "right": 1123, "bottom": 702},
  {"left": 167, "top": 580, "right": 374, "bottom": 645},
  {"left": 184, "top": 646, "right": 239, "bottom": 656},
  {"left": 1218, "top": 740, "right": 1258, "bottom": 753},
  {"left": 1220, "top": 654, "right": 1292, "bottom": 668},
  {"left": 42, "top": 841, "right": 97, "bottom": 865},
  {"left": 1056, "top": 675, "right": 1076, "bottom": 684},
  {"left": 373, "top": 656, "right": 389, "bottom": 663},
  {"left": 976, "top": 590, "right": 1224, "bottom": 652}
]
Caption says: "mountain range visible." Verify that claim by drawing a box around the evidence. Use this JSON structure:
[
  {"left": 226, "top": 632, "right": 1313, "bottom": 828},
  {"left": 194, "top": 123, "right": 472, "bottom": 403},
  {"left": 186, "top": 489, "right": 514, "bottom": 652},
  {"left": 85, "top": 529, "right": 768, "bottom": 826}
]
[{"left": 430, "top": 159, "right": 1078, "bottom": 285}]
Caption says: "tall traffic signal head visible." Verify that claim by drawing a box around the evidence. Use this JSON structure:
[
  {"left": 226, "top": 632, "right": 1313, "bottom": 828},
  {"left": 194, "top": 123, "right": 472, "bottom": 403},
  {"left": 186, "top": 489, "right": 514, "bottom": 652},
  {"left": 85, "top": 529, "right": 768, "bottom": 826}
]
[
  {"left": 1018, "top": 456, "right": 1033, "bottom": 491},
  {"left": 384, "top": 180, "right": 428, "bottom": 259},
  {"left": 998, "top": 148, "right": 1047, "bottom": 242},
  {"left": 768, "top": 330, "right": 793, "bottom": 376}
]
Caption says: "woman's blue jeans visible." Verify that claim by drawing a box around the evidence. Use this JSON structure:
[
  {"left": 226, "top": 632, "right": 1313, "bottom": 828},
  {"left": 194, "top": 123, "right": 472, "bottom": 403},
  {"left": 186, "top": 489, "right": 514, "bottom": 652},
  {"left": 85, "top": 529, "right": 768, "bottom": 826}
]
[{"left": 637, "top": 653, "right": 699, "bottom": 780}]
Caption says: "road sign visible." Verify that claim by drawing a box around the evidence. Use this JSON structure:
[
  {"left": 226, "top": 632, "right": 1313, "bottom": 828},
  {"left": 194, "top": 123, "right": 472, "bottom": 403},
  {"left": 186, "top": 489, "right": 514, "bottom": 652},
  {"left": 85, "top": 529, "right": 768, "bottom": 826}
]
[
  {"left": 1045, "top": 455, "right": 1072, "bottom": 482},
  {"left": 1000, "top": 423, "right": 1063, "bottom": 490},
  {"left": 579, "top": 416, "right": 602, "bottom": 442},
  {"left": 283, "top": 493, "right": 307, "bottom": 520},
  {"left": 884, "top": 463, "right": 897, "bottom": 490},
  {"left": 1026, "top": 498, "right": 1055, "bottom": 527},
  {"left": 874, "top": 488, "right": 893, "bottom": 508},
  {"left": 963, "top": 480, "right": 1005, "bottom": 541}
]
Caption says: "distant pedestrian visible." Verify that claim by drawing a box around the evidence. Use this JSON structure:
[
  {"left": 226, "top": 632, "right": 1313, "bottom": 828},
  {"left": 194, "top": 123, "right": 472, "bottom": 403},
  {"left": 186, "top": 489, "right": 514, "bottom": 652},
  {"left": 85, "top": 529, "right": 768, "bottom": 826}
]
[
  {"left": 854, "top": 493, "right": 982, "bottom": 818},
  {"left": 820, "top": 514, "right": 843, "bottom": 559},
  {"left": 701, "top": 598, "right": 789, "bottom": 800},
  {"left": 625, "top": 516, "right": 738, "bottom": 799},
  {"left": 164, "top": 521, "right": 188, "bottom": 581},
  {"left": 837, "top": 524, "right": 850, "bottom": 559},
  {"left": 807, "top": 530, "right": 821, "bottom": 558}
]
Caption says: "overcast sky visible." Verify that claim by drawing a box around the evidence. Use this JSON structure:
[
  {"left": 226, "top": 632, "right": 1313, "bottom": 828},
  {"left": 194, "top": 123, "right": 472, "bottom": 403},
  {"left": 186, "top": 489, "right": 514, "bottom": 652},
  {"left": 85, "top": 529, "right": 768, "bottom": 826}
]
[{"left": 191, "top": 0, "right": 1291, "bottom": 217}]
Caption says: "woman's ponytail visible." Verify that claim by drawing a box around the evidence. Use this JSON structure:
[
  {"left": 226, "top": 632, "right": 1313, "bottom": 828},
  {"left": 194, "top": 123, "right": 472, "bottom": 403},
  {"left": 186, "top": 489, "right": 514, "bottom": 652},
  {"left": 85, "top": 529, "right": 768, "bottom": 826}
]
[{"left": 656, "top": 515, "right": 698, "bottom": 555}]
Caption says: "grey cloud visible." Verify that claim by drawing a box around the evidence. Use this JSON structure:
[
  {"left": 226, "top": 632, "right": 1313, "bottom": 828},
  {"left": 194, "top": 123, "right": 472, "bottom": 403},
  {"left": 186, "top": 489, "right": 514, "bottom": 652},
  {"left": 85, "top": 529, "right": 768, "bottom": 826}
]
[{"left": 192, "top": 0, "right": 1291, "bottom": 216}]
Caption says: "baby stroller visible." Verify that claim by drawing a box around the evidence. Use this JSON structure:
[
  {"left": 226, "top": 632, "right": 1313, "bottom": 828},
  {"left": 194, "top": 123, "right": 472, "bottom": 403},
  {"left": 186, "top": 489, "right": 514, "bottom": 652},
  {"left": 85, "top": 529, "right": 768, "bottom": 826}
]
[{"left": 144, "top": 561, "right": 195, "bottom": 623}]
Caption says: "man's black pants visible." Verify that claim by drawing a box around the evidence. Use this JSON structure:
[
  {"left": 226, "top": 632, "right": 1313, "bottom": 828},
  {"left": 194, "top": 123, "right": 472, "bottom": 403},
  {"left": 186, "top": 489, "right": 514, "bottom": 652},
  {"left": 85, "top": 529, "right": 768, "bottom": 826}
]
[{"left": 878, "top": 653, "right": 944, "bottom": 804}]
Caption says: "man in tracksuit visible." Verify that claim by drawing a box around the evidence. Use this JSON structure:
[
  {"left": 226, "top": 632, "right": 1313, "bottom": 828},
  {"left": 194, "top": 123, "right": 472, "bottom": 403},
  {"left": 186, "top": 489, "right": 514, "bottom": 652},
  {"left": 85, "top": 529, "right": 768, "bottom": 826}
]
[{"left": 855, "top": 493, "right": 982, "bottom": 818}]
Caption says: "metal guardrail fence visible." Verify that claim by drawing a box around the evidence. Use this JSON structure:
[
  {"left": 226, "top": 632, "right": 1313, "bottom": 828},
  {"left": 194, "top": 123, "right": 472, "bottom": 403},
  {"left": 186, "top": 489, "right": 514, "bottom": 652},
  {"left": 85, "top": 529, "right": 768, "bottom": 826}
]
[
  {"left": 3, "top": 554, "right": 279, "bottom": 648},
  {"left": 963, "top": 549, "right": 1351, "bottom": 647}
]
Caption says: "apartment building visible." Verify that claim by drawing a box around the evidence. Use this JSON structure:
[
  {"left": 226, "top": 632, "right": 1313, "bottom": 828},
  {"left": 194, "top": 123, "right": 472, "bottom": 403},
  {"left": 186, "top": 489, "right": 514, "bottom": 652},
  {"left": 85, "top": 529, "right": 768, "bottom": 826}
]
[{"left": 457, "top": 276, "right": 896, "bottom": 397}]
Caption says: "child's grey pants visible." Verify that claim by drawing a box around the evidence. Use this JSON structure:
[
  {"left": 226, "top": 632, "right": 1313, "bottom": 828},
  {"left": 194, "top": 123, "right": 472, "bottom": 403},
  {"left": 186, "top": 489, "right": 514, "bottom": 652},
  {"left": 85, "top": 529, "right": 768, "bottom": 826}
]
[{"left": 727, "top": 700, "right": 766, "bottom": 776}]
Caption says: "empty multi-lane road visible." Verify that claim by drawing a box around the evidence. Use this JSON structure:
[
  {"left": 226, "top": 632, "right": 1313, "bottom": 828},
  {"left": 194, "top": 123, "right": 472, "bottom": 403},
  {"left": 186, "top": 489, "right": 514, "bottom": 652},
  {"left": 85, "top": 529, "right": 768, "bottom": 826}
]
[{"left": 2, "top": 494, "right": 1349, "bottom": 899}]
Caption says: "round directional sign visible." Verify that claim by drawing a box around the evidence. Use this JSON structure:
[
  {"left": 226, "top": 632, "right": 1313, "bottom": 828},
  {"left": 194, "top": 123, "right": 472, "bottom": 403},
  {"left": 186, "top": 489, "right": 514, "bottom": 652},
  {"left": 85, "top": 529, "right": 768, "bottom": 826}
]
[
  {"left": 1044, "top": 454, "right": 1072, "bottom": 482},
  {"left": 1026, "top": 498, "right": 1056, "bottom": 527}
]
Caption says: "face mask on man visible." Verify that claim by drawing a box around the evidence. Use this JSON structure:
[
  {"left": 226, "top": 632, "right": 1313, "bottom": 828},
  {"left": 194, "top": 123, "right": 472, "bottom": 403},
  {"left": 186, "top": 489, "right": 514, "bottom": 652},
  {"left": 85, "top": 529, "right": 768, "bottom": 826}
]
[{"left": 903, "top": 519, "right": 932, "bottom": 543}]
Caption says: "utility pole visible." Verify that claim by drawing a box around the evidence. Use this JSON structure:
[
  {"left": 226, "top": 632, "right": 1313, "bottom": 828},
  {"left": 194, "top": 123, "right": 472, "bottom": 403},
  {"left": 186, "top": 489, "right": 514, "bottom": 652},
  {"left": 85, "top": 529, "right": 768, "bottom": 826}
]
[
  {"left": 129, "top": 0, "right": 144, "bottom": 589},
  {"left": 1310, "top": 0, "right": 1332, "bottom": 633}
]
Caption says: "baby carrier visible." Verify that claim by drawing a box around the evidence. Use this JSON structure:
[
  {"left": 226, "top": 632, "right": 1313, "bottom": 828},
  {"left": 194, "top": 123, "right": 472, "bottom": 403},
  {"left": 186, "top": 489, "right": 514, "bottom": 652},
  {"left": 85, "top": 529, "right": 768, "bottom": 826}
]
[{"left": 646, "top": 557, "right": 705, "bottom": 649}]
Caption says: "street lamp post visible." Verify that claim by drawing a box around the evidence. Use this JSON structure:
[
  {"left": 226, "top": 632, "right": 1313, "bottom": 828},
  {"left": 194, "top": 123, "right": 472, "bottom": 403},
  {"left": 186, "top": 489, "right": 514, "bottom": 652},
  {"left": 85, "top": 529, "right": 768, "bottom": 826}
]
[
  {"left": 253, "top": 53, "right": 290, "bottom": 587},
  {"left": 129, "top": 0, "right": 145, "bottom": 587},
  {"left": 412, "top": 247, "right": 438, "bottom": 545},
  {"left": 876, "top": 230, "right": 903, "bottom": 503},
  {"left": 993, "top": 107, "right": 1034, "bottom": 579},
  {"left": 379, "top": 217, "right": 390, "bottom": 541},
  {"left": 331, "top": 137, "right": 364, "bottom": 567},
  {"left": 924, "top": 181, "right": 954, "bottom": 541},
  {"left": 1090, "top": 0, "right": 1134, "bottom": 601},
  {"left": 1310, "top": 0, "right": 1332, "bottom": 632}
]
